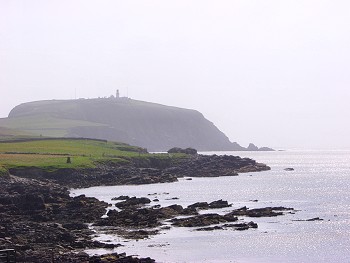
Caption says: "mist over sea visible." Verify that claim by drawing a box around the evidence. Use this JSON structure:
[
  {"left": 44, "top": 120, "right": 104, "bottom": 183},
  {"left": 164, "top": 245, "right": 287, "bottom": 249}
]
[{"left": 71, "top": 150, "right": 350, "bottom": 263}]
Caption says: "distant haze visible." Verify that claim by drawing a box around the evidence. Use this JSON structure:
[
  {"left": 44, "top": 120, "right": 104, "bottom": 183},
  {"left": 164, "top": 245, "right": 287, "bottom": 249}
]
[{"left": 1, "top": 0, "right": 350, "bottom": 149}]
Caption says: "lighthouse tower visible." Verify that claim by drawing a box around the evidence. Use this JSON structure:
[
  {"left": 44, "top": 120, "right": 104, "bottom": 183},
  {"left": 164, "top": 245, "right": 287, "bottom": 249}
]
[{"left": 116, "top": 89, "right": 120, "bottom": 98}]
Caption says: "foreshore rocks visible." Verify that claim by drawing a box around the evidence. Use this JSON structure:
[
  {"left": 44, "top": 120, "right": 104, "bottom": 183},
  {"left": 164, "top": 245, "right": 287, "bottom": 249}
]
[
  {"left": 9, "top": 166, "right": 178, "bottom": 189},
  {"left": 115, "top": 197, "right": 151, "bottom": 209},
  {"left": 196, "top": 221, "right": 258, "bottom": 231},
  {"left": 1, "top": 153, "right": 272, "bottom": 262},
  {"left": 163, "top": 154, "right": 270, "bottom": 179},
  {"left": 93, "top": 196, "right": 294, "bottom": 240},
  {"left": 226, "top": 206, "right": 295, "bottom": 217},
  {"left": 8, "top": 154, "right": 270, "bottom": 188},
  {"left": 170, "top": 213, "right": 238, "bottom": 227},
  {"left": 0, "top": 175, "right": 155, "bottom": 263}
]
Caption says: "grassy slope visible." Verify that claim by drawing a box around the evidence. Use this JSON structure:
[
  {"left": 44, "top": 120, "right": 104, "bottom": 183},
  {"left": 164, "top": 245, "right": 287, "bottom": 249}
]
[
  {"left": 0, "top": 115, "right": 107, "bottom": 137},
  {"left": 0, "top": 99, "right": 185, "bottom": 139},
  {"left": 3, "top": 98, "right": 236, "bottom": 152},
  {"left": 0, "top": 126, "right": 34, "bottom": 138},
  {"left": 0, "top": 138, "right": 181, "bottom": 173}
]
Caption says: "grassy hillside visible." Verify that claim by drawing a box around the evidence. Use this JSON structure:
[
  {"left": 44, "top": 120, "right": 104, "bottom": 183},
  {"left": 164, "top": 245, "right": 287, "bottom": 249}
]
[
  {"left": 0, "top": 126, "right": 33, "bottom": 138},
  {"left": 3, "top": 98, "right": 242, "bottom": 151},
  {"left": 0, "top": 138, "right": 182, "bottom": 173},
  {"left": 0, "top": 115, "right": 107, "bottom": 137}
]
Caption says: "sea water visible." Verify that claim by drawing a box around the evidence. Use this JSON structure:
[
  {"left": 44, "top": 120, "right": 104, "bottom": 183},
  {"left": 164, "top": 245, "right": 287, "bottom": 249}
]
[{"left": 70, "top": 150, "right": 350, "bottom": 262}]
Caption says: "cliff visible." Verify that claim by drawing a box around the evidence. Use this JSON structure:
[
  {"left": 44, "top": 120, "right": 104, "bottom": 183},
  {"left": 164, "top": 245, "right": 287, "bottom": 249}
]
[
  {"left": 4, "top": 98, "right": 272, "bottom": 151},
  {"left": 4, "top": 98, "right": 243, "bottom": 151}
]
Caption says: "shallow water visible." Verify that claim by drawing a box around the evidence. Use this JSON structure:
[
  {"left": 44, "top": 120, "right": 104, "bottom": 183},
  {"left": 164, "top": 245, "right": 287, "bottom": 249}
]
[{"left": 71, "top": 150, "right": 350, "bottom": 262}]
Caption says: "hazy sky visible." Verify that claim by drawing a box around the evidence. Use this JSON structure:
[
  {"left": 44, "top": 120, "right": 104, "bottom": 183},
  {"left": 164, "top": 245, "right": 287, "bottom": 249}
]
[{"left": 1, "top": 0, "right": 350, "bottom": 149}]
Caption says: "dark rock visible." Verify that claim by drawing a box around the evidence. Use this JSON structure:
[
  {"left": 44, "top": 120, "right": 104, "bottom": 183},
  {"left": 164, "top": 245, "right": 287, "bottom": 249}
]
[
  {"left": 62, "top": 222, "right": 88, "bottom": 230},
  {"left": 223, "top": 221, "right": 258, "bottom": 230},
  {"left": 196, "top": 225, "right": 223, "bottom": 231},
  {"left": 112, "top": 195, "right": 130, "bottom": 200},
  {"left": 196, "top": 221, "right": 258, "bottom": 231},
  {"left": 208, "top": 199, "right": 231, "bottom": 209},
  {"left": 168, "top": 147, "right": 198, "bottom": 155},
  {"left": 115, "top": 197, "right": 151, "bottom": 209},
  {"left": 123, "top": 229, "right": 159, "bottom": 239},
  {"left": 171, "top": 213, "right": 238, "bottom": 227},
  {"left": 187, "top": 202, "right": 209, "bottom": 210},
  {"left": 165, "top": 197, "right": 179, "bottom": 200},
  {"left": 160, "top": 205, "right": 184, "bottom": 217},
  {"left": 164, "top": 155, "right": 270, "bottom": 179},
  {"left": 284, "top": 168, "right": 294, "bottom": 171},
  {"left": 0, "top": 175, "right": 144, "bottom": 263},
  {"left": 293, "top": 217, "right": 324, "bottom": 222},
  {"left": 306, "top": 217, "right": 323, "bottom": 221},
  {"left": 226, "top": 206, "right": 294, "bottom": 217}
]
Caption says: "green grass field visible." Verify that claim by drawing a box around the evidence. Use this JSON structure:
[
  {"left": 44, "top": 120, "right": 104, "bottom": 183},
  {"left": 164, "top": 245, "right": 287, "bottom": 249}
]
[
  {"left": 0, "top": 165, "right": 9, "bottom": 176},
  {"left": 0, "top": 138, "right": 147, "bottom": 171},
  {"left": 0, "top": 138, "right": 187, "bottom": 174}
]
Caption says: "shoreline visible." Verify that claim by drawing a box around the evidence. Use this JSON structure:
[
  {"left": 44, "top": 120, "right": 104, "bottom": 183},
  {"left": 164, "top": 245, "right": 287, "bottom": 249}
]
[{"left": 0, "top": 154, "right": 271, "bottom": 262}]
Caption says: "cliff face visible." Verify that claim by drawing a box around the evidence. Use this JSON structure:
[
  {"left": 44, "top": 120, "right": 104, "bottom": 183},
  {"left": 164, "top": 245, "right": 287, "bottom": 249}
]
[{"left": 8, "top": 98, "right": 246, "bottom": 151}]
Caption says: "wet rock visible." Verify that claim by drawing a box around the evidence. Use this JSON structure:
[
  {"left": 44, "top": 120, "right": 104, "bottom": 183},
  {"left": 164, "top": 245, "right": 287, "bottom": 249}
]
[
  {"left": 223, "top": 221, "right": 258, "bottom": 230},
  {"left": 208, "top": 199, "right": 231, "bottom": 209},
  {"left": 115, "top": 197, "right": 151, "bottom": 209},
  {"left": 196, "top": 221, "right": 258, "bottom": 231},
  {"left": 187, "top": 200, "right": 231, "bottom": 210},
  {"left": 123, "top": 229, "right": 160, "bottom": 239},
  {"left": 293, "top": 217, "right": 324, "bottom": 222},
  {"left": 0, "top": 175, "right": 132, "bottom": 263},
  {"left": 112, "top": 195, "right": 130, "bottom": 200},
  {"left": 187, "top": 202, "right": 209, "bottom": 210},
  {"left": 196, "top": 225, "right": 223, "bottom": 231},
  {"left": 306, "top": 217, "right": 323, "bottom": 221},
  {"left": 171, "top": 213, "right": 238, "bottom": 227},
  {"left": 99, "top": 204, "right": 190, "bottom": 230},
  {"left": 164, "top": 155, "right": 270, "bottom": 179},
  {"left": 226, "top": 206, "right": 294, "bottom": 217}
]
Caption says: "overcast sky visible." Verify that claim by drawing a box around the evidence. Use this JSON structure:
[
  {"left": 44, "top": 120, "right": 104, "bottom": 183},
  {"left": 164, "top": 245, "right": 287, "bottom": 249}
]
[{"left": 1, "top": 0, "right": 350, "bottom": 149}]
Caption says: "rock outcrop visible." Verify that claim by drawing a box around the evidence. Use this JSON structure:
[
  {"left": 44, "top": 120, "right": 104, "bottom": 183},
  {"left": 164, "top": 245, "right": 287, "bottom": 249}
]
[
  {"left": 0, "top": 175, "right": 155, "bottom": 262},
  {"left": 163, "top": 154, "right": 270, "bottom": 178},
  {"left": 93, "top": 196, "right": 294, "bottom": 240}
]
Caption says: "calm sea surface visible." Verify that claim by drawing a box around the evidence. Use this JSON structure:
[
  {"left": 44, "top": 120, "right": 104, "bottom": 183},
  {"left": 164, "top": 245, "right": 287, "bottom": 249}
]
[{"left": 71, "top": 150, "right": 350, "bottom": 263}]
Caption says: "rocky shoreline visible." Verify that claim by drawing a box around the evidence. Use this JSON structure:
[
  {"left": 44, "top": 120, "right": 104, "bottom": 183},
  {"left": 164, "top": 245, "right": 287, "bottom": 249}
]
[
  {"left": 9, "top": 154, "right": 270, "bottom": 188},
  {"left": 92, "top": 195, "right": 294, "bottom": 240},
  {"left": 0, "top": 154, "right": 273, "bottom": 262},
  {"left": 0, "top": 174, "right": 155, "bottom": 262}
]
